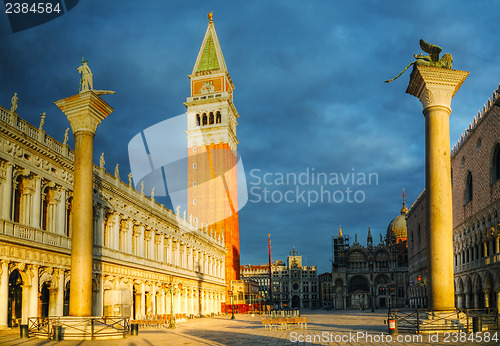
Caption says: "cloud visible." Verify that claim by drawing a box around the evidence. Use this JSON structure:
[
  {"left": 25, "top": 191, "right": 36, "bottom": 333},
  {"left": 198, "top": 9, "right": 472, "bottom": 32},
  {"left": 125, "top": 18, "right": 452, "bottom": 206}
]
[{"left": 1, "top": 0, "right": 500, "bottom": 274}]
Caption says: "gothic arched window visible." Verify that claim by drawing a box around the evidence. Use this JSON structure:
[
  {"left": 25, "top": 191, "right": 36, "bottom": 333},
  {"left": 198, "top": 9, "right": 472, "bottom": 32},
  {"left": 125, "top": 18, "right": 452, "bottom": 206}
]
[
  {"left": 216, "top": 111, "right": 221, "bottom": 124},
  {"left": 464, "top": 171, "right": 473, "bottom": 205},
  {"left": 202, "top": 113, "right": 207, "bottom": 126},
  {"left": 491, "top": 143, "right": 500, "bottom": 183},
  {"left": 209, "top": 112, "right": 214, "bottom": 125},
  {"left": 196, "top": 114, "right": 200, "bottom": 126}
]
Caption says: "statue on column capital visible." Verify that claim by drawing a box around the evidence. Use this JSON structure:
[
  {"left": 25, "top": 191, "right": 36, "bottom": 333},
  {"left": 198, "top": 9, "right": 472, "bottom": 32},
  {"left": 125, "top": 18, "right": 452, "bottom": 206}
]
[
  {"left": 78, "top": 57, "right": 93, "bottom": 93},
  {"left": 385, "top": 39, "right": 453, "bottom": 83}
]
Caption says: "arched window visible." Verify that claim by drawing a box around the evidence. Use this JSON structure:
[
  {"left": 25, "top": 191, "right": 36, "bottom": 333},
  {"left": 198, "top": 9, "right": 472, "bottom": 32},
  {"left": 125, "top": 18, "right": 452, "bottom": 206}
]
[
  {"left": 410, "top": 231, "right": 414, "bottom": 249},
  {"left": 196, "top": 114, "right": 200, "bottom": 126},
  {"left": 491, "top": 143, "right": 500, "bottom": 183},
  {"left": 66, "top": 197, "right": 73, "bottom": 237},
  {"left": 104, "top": 213, "right": 112, "bottom": 248},
  {"left": 202, "top": 113, "right": 207, "bottom": 126},
  {"left": 209, "top": 112, "right": 214, "bottom": 125},
  {"left": 216, "top": 111, "right": 221, "bottom": 124},
  {"left": 13, "top": 176, "right": 22, "bottom": 223},
  {"left": 417, "top": 224, "right": 421, "bottom": 244},
  {"left": 41, "top": 187, "right": 49, "bottom": 230},
  {"left": 464, "top": 171, "right": 473, "bottom": 205}
]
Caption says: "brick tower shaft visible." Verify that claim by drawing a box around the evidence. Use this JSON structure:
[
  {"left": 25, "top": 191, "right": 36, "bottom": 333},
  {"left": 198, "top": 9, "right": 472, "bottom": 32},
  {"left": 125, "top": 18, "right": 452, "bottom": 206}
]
[{"left": 185, "top": 16, "right": 241, "bottom": 293}]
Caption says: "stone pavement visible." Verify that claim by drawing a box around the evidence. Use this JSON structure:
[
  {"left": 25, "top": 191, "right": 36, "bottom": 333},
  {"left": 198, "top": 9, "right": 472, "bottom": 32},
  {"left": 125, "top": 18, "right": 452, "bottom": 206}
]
[{"left": 0, "top": 309, "right": 498, "bottom": 345}]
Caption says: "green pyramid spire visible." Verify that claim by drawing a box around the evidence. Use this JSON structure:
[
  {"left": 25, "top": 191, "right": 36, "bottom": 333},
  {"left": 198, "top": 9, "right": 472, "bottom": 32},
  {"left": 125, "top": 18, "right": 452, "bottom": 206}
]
[
  {"left": 192, "top": 18, "right": 228, "bottom": 76},
  {"left": 196, "top": 32, "right": 220, "bottom": 72}
]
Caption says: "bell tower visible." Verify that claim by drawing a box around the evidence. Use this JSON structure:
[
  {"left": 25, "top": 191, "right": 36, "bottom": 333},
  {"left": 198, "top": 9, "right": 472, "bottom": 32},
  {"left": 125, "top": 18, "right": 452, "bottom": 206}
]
[{"left": 185, "top": 14, "right": 241, "bottom": 288}]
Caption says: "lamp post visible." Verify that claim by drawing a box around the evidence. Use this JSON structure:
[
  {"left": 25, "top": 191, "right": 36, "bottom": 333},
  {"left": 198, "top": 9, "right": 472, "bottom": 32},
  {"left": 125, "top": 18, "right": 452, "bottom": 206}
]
[
  {"left": 371, "top": 287, "right": 375, "bottom": 312},
  {"left": 417, "top": 275, "right": 427, "bottom": 308},
  {"left": 387, "top": 282, "right": 391, "bottom": 311},
  {"left": 248, "top": 281, "right": 252, "bottom": 314},
  {"left": 417, "top": 275, "right": 427, "bottom": 286},
  {"left": 166, "top": 276, "right": 182, "bottom": 328},
  {"left": 228, "top": 290, "right": 235, "bottom": 319}
]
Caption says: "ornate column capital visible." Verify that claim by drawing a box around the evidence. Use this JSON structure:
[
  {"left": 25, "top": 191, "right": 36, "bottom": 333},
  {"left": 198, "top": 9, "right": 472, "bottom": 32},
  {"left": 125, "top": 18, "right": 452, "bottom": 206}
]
[
  {"left": 0, "top": 260, "right": 9, "bottom": 276},
  {"left": 406, "top": 66, "right": 469, "bottom": 112},
  {"left": 55, "top": 90, "right": 114, "bottom": 135}
]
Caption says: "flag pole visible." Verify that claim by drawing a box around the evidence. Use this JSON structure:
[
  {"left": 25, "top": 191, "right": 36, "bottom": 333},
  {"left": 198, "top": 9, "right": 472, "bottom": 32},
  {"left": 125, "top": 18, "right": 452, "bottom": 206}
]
[{"left": 268, "top": 234, "right": 272, "bottom": 310}]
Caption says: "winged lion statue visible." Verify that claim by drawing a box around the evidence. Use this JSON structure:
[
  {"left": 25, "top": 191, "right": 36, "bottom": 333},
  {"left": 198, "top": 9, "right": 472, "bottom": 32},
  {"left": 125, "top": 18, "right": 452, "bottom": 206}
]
[{"left": 384, "top": 39, "right": 453, "bottom": 83}]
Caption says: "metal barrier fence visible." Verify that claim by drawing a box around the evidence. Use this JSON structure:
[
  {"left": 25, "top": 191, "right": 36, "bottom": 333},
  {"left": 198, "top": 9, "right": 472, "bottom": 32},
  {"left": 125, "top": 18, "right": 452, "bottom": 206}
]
[
  {"left": 264, "top": 310, "right": 300, "bottom": 318},
  {"left": 27, "top": 316, "right": 130, "bottom": 340},
  {"left": 388, "top": 308, "right": 498, "bottom": 333}
]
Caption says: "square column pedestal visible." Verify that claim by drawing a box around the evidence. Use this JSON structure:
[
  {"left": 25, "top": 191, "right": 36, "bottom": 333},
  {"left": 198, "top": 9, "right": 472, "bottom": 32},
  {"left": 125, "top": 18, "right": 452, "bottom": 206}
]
[{"left": 407, "top": 66, "right": 468, "bottom": 310}]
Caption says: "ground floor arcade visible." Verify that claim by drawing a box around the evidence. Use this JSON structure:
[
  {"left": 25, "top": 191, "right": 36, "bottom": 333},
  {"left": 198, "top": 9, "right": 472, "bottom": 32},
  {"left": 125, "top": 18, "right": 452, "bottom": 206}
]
[{"left": 0, "top": 244, "right": 225, "bottom": 329}]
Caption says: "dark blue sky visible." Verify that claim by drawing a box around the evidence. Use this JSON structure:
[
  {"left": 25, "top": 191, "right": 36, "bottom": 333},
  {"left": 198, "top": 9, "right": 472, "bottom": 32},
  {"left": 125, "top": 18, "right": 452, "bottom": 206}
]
[{"left": 1, "top": 1, "right": 499, "bottom": 273}]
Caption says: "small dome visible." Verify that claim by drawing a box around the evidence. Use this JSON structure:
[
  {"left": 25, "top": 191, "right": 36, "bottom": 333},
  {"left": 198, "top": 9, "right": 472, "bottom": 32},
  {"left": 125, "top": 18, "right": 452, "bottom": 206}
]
[{"left": 387, "top": 203, "right": 408, "bottom": 241}]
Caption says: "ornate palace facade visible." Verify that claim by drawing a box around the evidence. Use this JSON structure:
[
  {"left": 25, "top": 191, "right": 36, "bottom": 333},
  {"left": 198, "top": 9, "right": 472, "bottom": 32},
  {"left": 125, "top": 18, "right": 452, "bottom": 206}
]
[{"left": 241, "top": 248, "right": 319, "bottom": 310}]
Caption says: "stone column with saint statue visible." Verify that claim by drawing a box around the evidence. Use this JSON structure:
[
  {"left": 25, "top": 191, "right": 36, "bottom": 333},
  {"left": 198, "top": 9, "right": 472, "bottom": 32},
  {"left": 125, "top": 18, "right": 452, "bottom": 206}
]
[{"left": 55, "top": 59, "right": 115, "bottom": 316}]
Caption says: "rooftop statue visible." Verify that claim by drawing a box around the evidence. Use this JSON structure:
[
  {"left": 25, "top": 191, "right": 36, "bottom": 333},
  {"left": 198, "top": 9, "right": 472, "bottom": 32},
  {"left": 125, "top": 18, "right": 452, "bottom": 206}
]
[
  {"left": 99, "top": 152, "right": 105, "bottom": 168},
  {"left": 63, "top": 128, "right": 69, "bottom": 145},
  {"left": 10, "top": 92, "right": 18, "bottom": 114},
  {"left": 39, "top": 112, "right": 46, "bottom": 130},
  {"left": 385, "top": 39, "right": 453, "bottom": 83}
]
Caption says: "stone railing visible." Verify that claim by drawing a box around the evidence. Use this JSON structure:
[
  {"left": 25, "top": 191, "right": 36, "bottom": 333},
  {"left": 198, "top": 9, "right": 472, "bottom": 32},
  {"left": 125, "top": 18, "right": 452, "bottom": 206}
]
[
  {"left": 187, "top": 92, "right": 227, "bottom": 103},
  {"left": 0, "top": 105, "right": 74, "bottom": 161},
  {"left": 455, "top": 258, "right": 489, "bottom": 273},
  {"left": 0, "top": 107, "right": 10, "bottom": 123},
  {"left": 0, "top": 219, "right": 71, "bottom": 249}
]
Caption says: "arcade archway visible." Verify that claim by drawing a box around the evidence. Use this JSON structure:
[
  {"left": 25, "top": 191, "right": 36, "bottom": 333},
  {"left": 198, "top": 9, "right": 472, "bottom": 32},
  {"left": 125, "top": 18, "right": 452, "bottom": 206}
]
[{"left": 8, "top": 270, "right": 23, "bottom": 326}]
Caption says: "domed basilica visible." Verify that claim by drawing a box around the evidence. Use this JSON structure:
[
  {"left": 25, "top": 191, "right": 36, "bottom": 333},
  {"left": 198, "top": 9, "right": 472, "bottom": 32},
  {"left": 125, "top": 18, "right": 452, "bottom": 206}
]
[{"left": 330, "top": 196, "right": 409, "bottom": 309}]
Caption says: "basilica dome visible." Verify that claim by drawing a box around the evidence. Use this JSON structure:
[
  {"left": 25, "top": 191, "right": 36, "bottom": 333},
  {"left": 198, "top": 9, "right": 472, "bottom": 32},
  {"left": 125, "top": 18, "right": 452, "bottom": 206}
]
[{"left": 386, "top": 202, "right": 408, "bottom": 241}]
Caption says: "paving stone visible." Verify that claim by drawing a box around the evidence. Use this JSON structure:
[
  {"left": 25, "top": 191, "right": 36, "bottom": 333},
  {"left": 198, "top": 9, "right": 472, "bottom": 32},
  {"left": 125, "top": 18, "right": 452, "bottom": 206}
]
[{"left": 0, "top": 310, "right": 498, "bottom": 345}]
